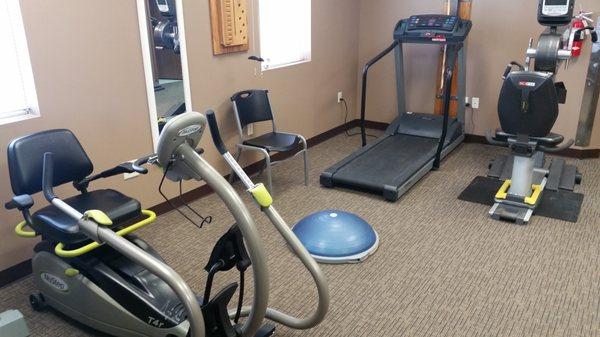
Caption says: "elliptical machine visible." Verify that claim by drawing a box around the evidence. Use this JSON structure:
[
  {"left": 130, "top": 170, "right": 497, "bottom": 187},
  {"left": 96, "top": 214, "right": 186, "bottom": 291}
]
[
  {"left": 6, "top": 113, "right": 329, "bottom": 336},
  {"left": 484, "top": 0, "right": 596, "bottom": 224}
]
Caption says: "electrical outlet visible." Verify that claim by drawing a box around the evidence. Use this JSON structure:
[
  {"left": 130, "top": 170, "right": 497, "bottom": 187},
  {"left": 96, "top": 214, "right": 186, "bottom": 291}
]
[
  {"left": 337, "top": 92, "right": 343, "bottom": 103},
  {"left": 247, "top": 124, "right": 254, "bottom": 136},
  {"left": 472, "top": 97, "right": 480, "bottom": 109},
  {"left": 465, "top": 96, "right": 470, "bottom": 104},
  {"left": 124, "top": 160, "right": 140, "bottom": 180}
]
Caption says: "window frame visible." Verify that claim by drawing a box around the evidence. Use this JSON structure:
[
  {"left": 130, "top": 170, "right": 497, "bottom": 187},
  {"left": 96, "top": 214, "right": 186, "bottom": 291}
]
[
  {"left": 258, "top": 0, "right": 312, "bottom": 71},
  {"left": 0, "top": 0, "right": 40, "bottom": 125}
]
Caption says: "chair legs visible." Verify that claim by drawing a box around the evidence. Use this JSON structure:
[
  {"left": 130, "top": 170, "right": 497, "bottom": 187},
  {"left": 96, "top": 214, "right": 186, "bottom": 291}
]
[
  {"left": 300, "top": 136, "right": 309, "bottom": 186},
  {"left": 230, "top": 141, "right": 308, "bottom": 193},
  {"left": 260, "top": 148, "right": 273, "bottom": 193}
]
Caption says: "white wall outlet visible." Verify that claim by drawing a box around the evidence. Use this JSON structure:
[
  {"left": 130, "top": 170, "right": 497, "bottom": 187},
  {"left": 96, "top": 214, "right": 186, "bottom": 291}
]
[
  {"left": 472, "top": 97, "right": 480, "bottom": 109},
  {"left": 247, "top": 124, "right": 254, "bottom": 136},
  {"left": 337, "top": 91, "right": 343, "bottom": 103},
  {"left": 465, "top": 96, "right": 470, "bottom": 104},
  {"left": 124, "top": 160, "right": 140, "bottom": 180}
]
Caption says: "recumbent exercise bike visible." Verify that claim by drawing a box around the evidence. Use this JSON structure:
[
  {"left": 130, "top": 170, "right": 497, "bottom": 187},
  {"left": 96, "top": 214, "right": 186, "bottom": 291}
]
[{"left": 485, "top": 0, "right": 596, "bottom": 224}]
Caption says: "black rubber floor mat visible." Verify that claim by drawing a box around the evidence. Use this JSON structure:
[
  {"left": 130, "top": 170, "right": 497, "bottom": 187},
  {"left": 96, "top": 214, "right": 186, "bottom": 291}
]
[{"left": 459, "top": 176, "right": 584, "bottom": 223}]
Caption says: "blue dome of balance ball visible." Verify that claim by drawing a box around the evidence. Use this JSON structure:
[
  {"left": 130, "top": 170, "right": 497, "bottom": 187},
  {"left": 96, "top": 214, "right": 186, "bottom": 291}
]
[{"left": 292, "top": 210, "right": 379, "bottom": 264}]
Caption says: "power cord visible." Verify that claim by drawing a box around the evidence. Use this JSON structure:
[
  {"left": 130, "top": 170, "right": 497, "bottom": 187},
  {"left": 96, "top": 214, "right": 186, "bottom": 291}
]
[
  {"left": 158, "top": 161, "right": 213, "bottom": 230},
  {"left": 465, "top": 103, "right": 475, "bottom": 134},
  {"left": 341, "top": 98, "right": 377, "bottom": 138}
]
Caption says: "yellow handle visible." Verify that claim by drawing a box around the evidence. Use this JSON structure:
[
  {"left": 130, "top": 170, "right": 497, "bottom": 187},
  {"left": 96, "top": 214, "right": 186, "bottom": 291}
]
[
  {"left": 15, "top": 221, "right": 38, "bottom": 238},
  {"left": 55, "top": 210, "right": 156, "bottom": 258},
  {"left": 524, "top": 184, "right": 543, "bottom": 205},
  {"left": 249, "top": 183, "right": 273, "bottom": 208},
  {"left": 495, "top": 179, "right": 511, "bottom": 200}
]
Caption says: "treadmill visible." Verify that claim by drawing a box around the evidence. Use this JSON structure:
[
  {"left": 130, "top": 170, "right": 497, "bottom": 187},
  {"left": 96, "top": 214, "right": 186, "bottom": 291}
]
[{"left": 321, "top": 15, "right": 472, "bottom": 201}]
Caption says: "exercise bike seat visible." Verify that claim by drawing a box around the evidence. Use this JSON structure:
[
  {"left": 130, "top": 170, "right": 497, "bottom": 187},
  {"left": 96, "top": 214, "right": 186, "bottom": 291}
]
[
  {"left": 32, "top": 189, "right": 141, "bottom": 246},
  {"left": 7, "top": 129, "right": 143, "bottom": 246}
]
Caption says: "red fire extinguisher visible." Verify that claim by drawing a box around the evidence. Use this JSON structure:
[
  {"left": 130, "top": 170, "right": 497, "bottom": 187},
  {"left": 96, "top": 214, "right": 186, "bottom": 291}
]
[{"left": 571, "top": 18, "right": 585, "bottom": 57}]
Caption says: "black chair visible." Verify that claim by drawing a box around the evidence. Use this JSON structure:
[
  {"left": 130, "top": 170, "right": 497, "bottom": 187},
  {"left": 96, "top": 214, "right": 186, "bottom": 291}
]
[
  {"left": 230, "top": 90, "right": 308, "bottom": 192},
  {"left": 6, "top": 129, "right": 145, "bottom": 246}
]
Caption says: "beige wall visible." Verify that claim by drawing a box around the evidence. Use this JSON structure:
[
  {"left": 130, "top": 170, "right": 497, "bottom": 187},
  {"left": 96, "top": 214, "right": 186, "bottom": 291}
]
[
  {"left": 183, "top": 0, "right": 361, "bottom": 173},
  {"left": 2, "top": 0, "right": 599, "bottom": 272},
  {"left": 0, "top": 0, "right": 360, "bottom": 271},
  {"left": 356, "top": 0, "right": 600, "bottom": 148}
]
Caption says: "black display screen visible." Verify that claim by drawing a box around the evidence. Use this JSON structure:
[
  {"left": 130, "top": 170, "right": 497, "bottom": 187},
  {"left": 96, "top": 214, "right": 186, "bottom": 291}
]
[{"left": 545, "top": 0, "right": 568, "bottom": 5}]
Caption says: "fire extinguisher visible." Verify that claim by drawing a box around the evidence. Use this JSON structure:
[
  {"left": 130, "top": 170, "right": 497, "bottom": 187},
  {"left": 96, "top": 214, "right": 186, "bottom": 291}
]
[
  {"left": 570, "top": 9, "right": 597, "bottom": 58},
  {"left": 571, "top": 18, "right": 586, "bottom": 57}
]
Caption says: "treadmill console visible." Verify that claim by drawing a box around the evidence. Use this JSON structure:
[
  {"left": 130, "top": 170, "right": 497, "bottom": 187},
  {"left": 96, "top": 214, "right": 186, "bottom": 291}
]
[
  {"left": 537, "top": 0, "right": 574, "bottom": 27},
  {"left": 394, "top": 15, "right": 472, "bottom": 44}
]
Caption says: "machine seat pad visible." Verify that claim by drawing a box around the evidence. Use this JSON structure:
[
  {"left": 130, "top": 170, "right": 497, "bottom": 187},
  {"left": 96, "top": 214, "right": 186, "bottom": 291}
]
[
  {"left": 243, "top": 132, "right": 301, "bottom": 152},
  {"left": 32, "top": 189, "right": 141, "bottom": 245},
  {"left": 495, "top": 129, "right": 564, "bottom": 146}
]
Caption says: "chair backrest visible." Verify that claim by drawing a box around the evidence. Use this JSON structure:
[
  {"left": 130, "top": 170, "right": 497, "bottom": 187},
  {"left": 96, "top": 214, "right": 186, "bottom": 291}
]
[
  {"left": 497, "top": 71, "right": 559, "bottom": 137},
  {"left": 7, "top": 129, "right": 93, "bottom": 196},
  {"left": 231, "top": 90, "right": 274, "bottom": 129}
]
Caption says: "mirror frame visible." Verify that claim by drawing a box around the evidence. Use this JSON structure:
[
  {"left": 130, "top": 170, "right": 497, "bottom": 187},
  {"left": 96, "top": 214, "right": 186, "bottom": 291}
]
[{"left": 136, "top": 0, "right": 193, "bottom": 150}]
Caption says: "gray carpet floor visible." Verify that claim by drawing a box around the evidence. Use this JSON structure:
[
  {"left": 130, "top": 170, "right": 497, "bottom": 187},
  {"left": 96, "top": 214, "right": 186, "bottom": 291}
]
[{"left": 1, "top": 131, "right": 599, "bottom": 337}]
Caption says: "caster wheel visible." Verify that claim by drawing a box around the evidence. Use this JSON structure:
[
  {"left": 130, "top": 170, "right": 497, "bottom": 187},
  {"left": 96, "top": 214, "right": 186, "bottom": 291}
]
[{"left": 29, "top": 293, "right": 46, "bottom": 311}]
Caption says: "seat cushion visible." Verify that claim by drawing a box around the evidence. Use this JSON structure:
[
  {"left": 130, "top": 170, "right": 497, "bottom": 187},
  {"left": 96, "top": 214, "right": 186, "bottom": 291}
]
[
  {"left": 32, "top": 189, "right": 141, "bottom": 245},
  {"left": 243, "top": 132, "right": 301, "bottom": 152}
]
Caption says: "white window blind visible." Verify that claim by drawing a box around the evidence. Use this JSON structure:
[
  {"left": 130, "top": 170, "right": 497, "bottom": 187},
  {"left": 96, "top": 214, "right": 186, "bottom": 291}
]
[
  {"left": 259, "top": 0, "right": 311, "bottom": 70},
  {"left": 0, "top": 0, "right": 38, "bottom": 122}
]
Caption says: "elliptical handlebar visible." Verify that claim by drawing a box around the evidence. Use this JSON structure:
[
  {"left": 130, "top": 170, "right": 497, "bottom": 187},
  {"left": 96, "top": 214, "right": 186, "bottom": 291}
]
[
  {"left": 206, "top": 110, "right": 228, "bottom": 155},
  {"left": 203, "top": 110, "right": 330, "bottom": 330}
]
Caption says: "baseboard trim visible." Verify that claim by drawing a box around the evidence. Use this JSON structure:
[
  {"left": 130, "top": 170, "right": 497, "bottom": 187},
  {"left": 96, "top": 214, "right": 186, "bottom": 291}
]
[
  {"left": 151, "top": 119, "right": 360, "bottom": 216},
  {"left": 0, "top": 259, "right": 32, "bottom": 288},
  {"left": 3, "top": 118, "right": 598, "bottom": 286},
  {"left": 0, "top": 120, "right": 360, "bottom": 287}
]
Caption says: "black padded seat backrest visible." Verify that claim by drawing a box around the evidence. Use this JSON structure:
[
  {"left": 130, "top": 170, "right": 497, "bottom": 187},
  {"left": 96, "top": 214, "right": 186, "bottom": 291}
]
[
  {"left": 498, "top": 71, "right": 559, "bottom": 137},
  {"left": 231, "top": 90, "right": 274, "bottom": 129},
  {"left": 7, "top": 129, "right": 93, "bottom": 195}
]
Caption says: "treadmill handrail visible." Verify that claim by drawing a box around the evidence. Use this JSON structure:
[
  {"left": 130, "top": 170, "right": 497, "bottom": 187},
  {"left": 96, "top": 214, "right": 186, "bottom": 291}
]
[
  {"left": 433, "top": 44, "right": 460, "bottom": 169},
  {"left": 360, "top": 41, "right": 399, "bottom": 146}
]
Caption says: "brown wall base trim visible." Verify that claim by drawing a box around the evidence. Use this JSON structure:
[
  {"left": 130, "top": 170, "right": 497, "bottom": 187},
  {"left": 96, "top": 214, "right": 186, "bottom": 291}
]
[
  {"left": 151, "top": 120, "right": 362, "bottom": 216},
  {"left": 3, "top": 119, "right": 598, "bottom": 286},
  {"left": 0, "top": 259, "right": 32, "bottom": 288}
]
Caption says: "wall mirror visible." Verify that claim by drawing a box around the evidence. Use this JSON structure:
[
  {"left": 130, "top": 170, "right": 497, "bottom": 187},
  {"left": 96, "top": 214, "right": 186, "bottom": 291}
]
[{"left": 137, "top": 0, "right": 192, "bottom": 149}]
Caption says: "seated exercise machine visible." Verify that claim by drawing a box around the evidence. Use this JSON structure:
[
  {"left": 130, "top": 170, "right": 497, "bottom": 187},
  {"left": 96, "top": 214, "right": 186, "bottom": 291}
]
[
  {"left": 460, "top": 0, "right": 596, "bottom": 224},
  {"left": 6, "top": 112, "right": 328, "bottom": 336},
  {"left": 6, "top": 130, "right": 206, "bottom": 336},
  {"left": 321, "top": 14, "right": 471, "bottom": 201}
]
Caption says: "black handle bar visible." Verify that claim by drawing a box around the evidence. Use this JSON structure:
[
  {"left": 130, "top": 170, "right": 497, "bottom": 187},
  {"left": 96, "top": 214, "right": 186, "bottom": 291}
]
[
  {"left": 42, "top": 152, "right": 57, "bottom": 202},
  {"left": 360, "top": 40, "right": 399, "bottom": 146},
  {"left": 132, "top": 156, "right": 152, "bottom": 174},
  {"left": 206, "top": 110, "right": 228, "bottom": 155}
]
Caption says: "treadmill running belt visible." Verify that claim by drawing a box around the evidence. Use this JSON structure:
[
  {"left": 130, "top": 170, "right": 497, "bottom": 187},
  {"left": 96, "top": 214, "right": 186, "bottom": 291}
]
[{"left": 332, "top": 134, "right": 439, "bottom": 191}]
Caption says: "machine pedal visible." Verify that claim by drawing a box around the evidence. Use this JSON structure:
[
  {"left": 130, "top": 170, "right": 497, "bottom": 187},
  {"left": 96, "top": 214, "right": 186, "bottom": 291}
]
[
  {"left": 559, "top": 164, "right": 578, "bottom": 191},
  {"left": 254, "top": 324, "right": 276, "bottom": 337},
  {"left": 489, "top": 203, "right": 533, "bottom": 225}
]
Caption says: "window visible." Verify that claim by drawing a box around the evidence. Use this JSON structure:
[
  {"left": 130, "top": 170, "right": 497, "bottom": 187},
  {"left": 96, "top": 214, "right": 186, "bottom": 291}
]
[
  {"left": 259, "top": 0, "right": 311, "bottom": 70},
  {"left": 0, "top": 0, "right": 38, "bottom": 124}
]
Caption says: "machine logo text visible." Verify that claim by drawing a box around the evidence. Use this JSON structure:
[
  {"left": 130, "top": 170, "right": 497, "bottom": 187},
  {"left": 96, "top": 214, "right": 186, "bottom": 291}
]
[
  {"left": 41, "top": 272, "right": 69, "bottom": 292},
  {"left": 178, "top": 125, "right": 203, "bottom": 137}
]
